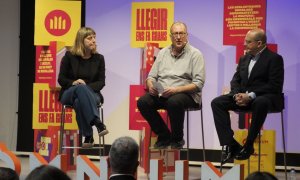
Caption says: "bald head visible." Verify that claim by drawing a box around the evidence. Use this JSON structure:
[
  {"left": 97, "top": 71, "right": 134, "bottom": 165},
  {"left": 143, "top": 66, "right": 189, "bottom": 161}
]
[{"left": 247, "top": 28, "right": 266, "bottom": 44}]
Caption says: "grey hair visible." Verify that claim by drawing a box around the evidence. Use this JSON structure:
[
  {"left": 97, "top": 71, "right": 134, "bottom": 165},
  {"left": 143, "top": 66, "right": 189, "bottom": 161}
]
[
  {"left": 170, "top": 21, "right": 188, "bottom": 33},
  {"left": 109, "top": 136, "right": 139, "bottom": 174}
]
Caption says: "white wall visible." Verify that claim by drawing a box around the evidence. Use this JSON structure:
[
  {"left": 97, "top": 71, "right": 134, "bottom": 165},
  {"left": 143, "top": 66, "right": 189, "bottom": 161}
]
[{"left": 0, "top": 0, "right": 19, "bottom": 150}]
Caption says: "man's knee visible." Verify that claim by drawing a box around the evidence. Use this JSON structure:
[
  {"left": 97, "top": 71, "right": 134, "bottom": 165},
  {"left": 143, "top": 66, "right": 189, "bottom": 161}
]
[
  {"left": 211, "top": 96, "right": 222, "bottom": 109},
  {"left": 252, "top": 96, "right": 271, "bottom": 109},
  {"left": 137, "top": 95, "right": 150, "bottom": 110}
]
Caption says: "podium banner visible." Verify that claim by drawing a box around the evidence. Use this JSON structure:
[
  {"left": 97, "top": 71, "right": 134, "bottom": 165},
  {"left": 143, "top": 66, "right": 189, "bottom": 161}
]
[{"left": 234, "top": 130, "right": 276, "bottom": 178}]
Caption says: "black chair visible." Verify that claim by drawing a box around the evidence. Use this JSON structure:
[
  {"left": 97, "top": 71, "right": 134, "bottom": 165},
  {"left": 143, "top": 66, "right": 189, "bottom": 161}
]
[
  {"left": 220, "top": 94, "right": 287, "bottom": 179},
  {"left": 58, "top": 103, "right": 106, "bottom": 156}
]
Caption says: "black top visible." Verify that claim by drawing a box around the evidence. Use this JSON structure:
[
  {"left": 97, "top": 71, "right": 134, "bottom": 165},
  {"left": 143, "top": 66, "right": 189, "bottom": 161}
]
[
  {"left": 230, "top": 48, "right": 284, "bottom": 111},
  {"left": 58, "top": 51, "right": 105, "bottom": 100}
]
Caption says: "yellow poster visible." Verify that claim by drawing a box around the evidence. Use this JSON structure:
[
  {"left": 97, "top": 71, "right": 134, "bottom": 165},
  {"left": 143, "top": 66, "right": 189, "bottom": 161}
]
[
  {"left": 32, "top": 83, "right": 78, "bottom": 130},
  {"left": 131, "top": 2, "right": 174, "bottom": 48},
  {"left": 234, "top": 130, "right": 276, "bottom": 178},
  {"left": 34, "top": 0, "right": 81, "bottom": 46}
]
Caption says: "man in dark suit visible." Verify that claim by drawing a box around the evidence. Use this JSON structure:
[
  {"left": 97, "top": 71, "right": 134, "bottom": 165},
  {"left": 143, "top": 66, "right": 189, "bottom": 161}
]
[
  {"left": 211, "top": 28, "right": 284, "bottom": 164},
  {"left": 109, "top": 136, "right": 139, "bottom": 180}
]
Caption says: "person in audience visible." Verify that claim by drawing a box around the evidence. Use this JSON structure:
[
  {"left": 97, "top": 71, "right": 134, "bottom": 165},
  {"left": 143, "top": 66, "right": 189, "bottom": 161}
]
[
  {"left": 246, "top": 171, "right": 278, "bottom": 180},
  {"left": 109, "top": 136, "right": 139, "bottom": 180},
  {"left": 58, "top": 27, "right": 108, "bottom": 148},
  {"left": 211, "top": 28, "right": 284, "bottom": 164},
  {"left": 25, "top": 165, "right": 71, "bottom": 180},
  {"left": 0, "top": 167, "right": 19, "bottom": 180},
  {"left": 137, "top": 21, "right": 205, "bottom": 149}
]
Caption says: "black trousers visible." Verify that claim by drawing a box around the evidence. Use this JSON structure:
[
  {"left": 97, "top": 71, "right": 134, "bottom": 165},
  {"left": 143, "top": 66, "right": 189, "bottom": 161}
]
[
  {"left": 137, "top": 93, "right": 198, "bottom": 142},
  {"left": 211, "top": 94, "right": 272, "bottom": 147}
]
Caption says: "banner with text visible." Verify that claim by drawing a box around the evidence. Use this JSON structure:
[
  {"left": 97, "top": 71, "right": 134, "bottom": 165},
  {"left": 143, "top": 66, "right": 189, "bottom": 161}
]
[
  {"left": 223, "top": 0, "right": 266, "bottom": 45},
  {"left": 131, "top": 2, "right": 174, "bottom": 48},
  {"left": 35, "top": 41, "right": 66, "bottom": 89},
  {"left": 34, "top": 0, "right": 81, "bottom": 46},
  {"left": 32, "top": 83, "right": 78, "bottom": 130}
]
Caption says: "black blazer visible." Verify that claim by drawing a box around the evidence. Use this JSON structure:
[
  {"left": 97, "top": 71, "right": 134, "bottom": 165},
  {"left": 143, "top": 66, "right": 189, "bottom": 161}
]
[
  {"left": 58, "top": 51, "right": 105, "bottom": 100},
  {"left": 230, "top": 48, "right": 284, "bottom": 111}
]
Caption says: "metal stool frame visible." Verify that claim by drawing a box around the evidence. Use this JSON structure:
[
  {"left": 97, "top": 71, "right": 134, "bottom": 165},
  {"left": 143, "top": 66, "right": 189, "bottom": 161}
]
[{"left": 58, "top": 104, "right": 106, "bottom": 156}]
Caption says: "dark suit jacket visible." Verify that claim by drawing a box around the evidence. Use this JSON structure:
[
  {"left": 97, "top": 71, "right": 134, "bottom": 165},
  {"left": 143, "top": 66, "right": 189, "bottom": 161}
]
[
  {"left": 58, "top": 51, "right": 105, "bottom": 100},
  {"left": 109, "top": 175, "right": 136, "bottom": 180},
  {"left": 230, "top": 48, "right": 284, "bottom": 111}
]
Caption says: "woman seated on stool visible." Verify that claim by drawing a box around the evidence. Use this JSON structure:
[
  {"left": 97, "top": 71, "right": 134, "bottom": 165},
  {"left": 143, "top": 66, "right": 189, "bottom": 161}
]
[{"left": 58, "top": 27, "right": 108, "bottom": 148}]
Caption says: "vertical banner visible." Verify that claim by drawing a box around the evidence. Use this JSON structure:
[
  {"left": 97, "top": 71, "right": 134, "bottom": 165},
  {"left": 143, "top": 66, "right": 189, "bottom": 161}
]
[
  {"left": 32, "top": 83, "right": 78, "bottom": 130},
  {"left": 131, "top": 2, "right": 174, "bottom": 48},
  {"left": 223, "top": 0, "right": 266, "bottom": 45},
  {"left": 35, "top": 41, "right": 66, "bottom": 88},
  {"left": 34, "top": 0, "right": 81, "bottom": 46}
]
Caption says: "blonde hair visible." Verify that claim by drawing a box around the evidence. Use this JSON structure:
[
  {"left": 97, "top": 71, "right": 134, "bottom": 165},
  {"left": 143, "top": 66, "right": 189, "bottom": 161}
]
[{"left": 70, "top": 27, "right": 97, "bottom": 56}]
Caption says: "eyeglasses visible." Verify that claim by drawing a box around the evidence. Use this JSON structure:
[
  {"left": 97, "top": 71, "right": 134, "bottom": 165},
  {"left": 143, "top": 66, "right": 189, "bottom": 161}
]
[{"left": 171, "top": 32, "right": 187, "bottom": 38}]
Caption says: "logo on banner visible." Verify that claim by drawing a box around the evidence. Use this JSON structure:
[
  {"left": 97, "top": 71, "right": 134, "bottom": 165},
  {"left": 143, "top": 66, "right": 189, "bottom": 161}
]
[
  {"left": 34, "top": 0, "right": 81, "bottom": 46},
  {"left": 45, "top": 10, "right": 71, "bottom": 36}
]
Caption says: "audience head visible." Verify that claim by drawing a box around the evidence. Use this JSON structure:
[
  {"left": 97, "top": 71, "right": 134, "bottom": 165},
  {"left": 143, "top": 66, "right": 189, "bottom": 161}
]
[
  {"left": 109, "top": 136, "right": 139, "bottom": 175},
  {"left": 0, "top": 167, "right": 19, "bottom": 180},
  {"left": 25, "top": 165, "right": 71, "bottom": 180},
  {"left": 246, "top": 171, "right": 278, "bottom": 180}
]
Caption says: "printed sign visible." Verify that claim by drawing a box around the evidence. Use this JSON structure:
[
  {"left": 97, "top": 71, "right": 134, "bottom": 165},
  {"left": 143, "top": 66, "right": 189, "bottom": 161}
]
[
  {"left": 34, "top": 0, "right": 81, "bottom": 46},
  {"left": 223, "top": 0, "right": 266, "bottom": 45},
  {"left": 131, "top": 2, "right": 174, "bottom": 48}
]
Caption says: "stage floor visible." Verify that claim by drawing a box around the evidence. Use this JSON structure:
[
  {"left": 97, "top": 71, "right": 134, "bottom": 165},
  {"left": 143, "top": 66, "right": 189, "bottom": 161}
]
[{"left": 0, "top": 155, "right": 295, "bottom": 179}]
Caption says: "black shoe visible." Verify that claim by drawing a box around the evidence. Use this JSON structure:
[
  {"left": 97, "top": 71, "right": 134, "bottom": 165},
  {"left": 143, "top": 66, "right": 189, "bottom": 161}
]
[
  {"left": 171, "top": 139, "right": 185, "bottom": 149},
  {"left": 82, "top": 136, "right": 94, "bottom": 148},
  {"left": 221, "top": 141, "right": 242, "bottom": 165},
  {"left": 153, "top": 139, "right": 170, "bottom": 149},
  {"left": 95, "top": 123, "right": 109, "bottom": 137},
  {"left": 235, "top": 146, "right": 255, "bottom": 160}
]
